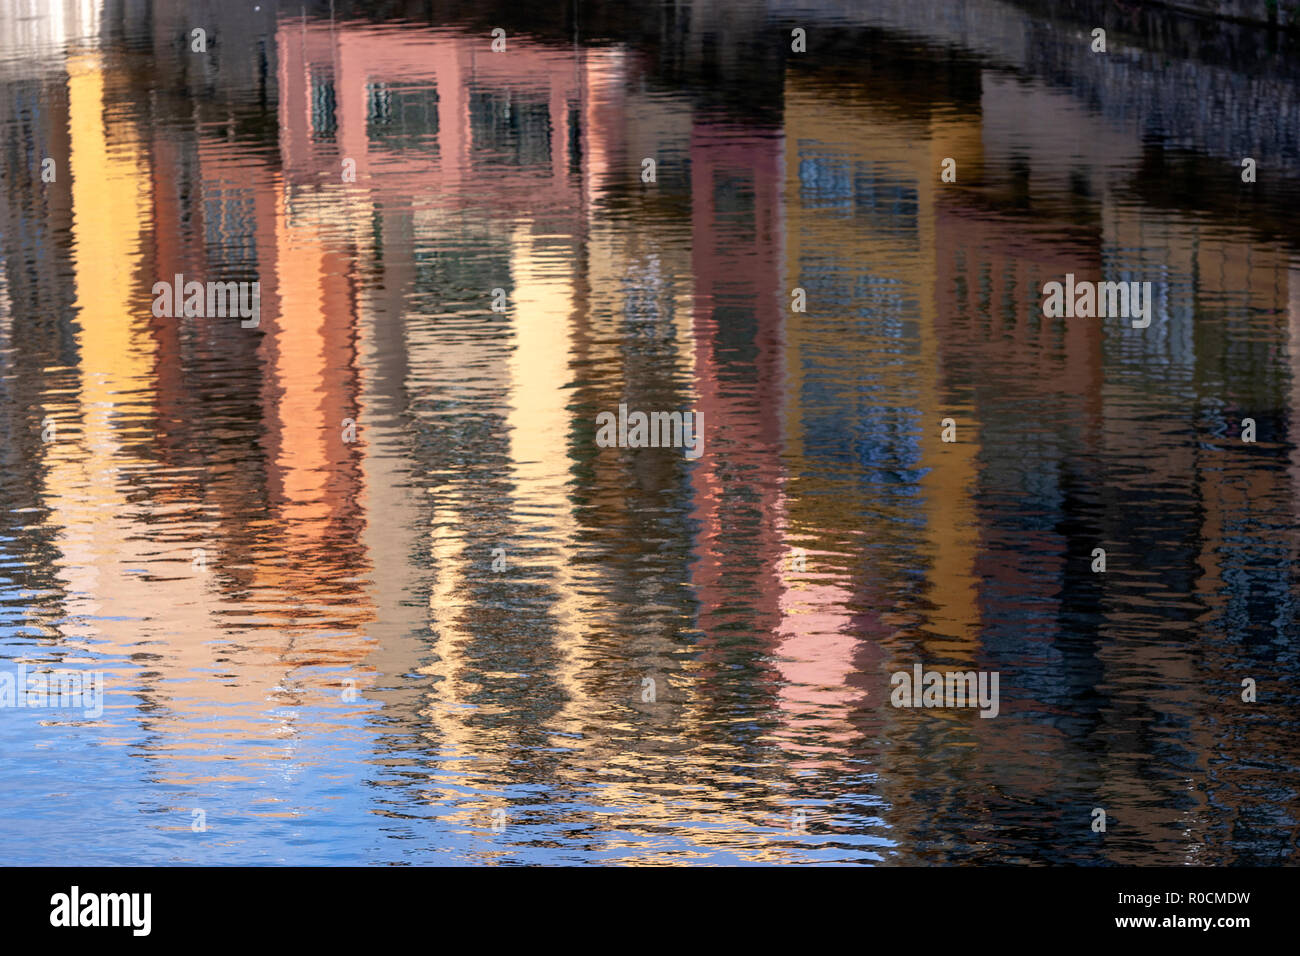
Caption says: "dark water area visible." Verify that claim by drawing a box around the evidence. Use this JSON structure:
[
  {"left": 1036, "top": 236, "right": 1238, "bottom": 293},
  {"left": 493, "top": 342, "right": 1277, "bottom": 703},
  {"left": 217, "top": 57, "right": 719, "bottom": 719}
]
[{"left": 0, "top": 0, "right": 1298, "bottom": 865}]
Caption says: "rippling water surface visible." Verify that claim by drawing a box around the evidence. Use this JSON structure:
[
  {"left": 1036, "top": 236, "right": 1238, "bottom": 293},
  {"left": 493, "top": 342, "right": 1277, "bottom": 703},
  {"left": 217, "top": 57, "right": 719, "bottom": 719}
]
[{"left": 1, "top": 0, "right": 1299, "bottom": 865}]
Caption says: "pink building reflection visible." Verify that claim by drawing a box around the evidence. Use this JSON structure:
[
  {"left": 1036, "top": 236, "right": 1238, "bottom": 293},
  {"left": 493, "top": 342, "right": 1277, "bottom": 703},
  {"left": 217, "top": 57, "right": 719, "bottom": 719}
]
[{"left": 278, "top": 22, "right": 584, "bottom": 218}]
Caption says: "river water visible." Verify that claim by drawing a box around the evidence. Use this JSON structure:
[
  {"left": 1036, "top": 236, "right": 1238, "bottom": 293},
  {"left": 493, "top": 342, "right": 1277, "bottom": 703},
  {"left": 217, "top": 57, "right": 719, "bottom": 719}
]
[{"left": 1, "top": 0, "right": 1298, "bottom": 864}]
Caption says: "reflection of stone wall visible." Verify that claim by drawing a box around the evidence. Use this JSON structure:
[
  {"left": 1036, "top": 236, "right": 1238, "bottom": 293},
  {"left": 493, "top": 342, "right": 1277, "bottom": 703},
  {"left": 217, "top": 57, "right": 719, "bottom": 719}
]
[
  {"left": 771, "top": 0, "right": 1300, "bottom": 177},
  {"left": 1153, "top": 1, "right": 1296, "bottom": 28},
  {"left": 1023, "top": 23, "right": 1300, "bottom": 178}
]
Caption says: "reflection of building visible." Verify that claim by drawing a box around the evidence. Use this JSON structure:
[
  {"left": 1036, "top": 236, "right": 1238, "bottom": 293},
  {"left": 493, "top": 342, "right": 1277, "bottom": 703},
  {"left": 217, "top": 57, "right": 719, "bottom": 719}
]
[
  {"left": 280, "top": 25, "right": 585, "bottom": 216},
  {"left": 777, "top": 71, "right": 986, "bottom": 847},
  {"left": 0, "top": 32, "right": 77, "bottom": 558},
  {"left": 784, "top": 70, "right": 985, "bottom": 651},
  {"left": 275, "top": 23, "right": 822, "bottom": 856},
  {"left": 39, "top": 54, "right": 259, "bottom": 761},
  {"left": 779, "top": 70, "right": 986, "bottom": 759},
  {"left": 49, "top": 51, "right": 165, "bottom": 660},
  {"left": 279, "top": 20, "right": 595, "bottom": 826},
  {"left": 34, "top": 39, "right": 381, "bottom": 776},
  {"left": 1292, "top": 264, "right": 1300, "bottom": 535},
  {"left": 688, "top": 119, "right": 787, "bottom": 670},
  {"left": 953, "top": 69, "right": 1300, "bottom": 863}
]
